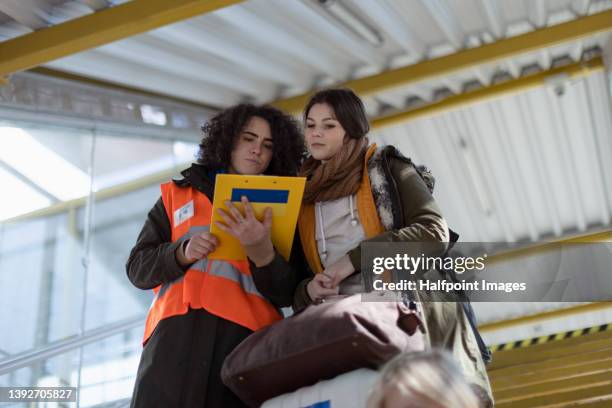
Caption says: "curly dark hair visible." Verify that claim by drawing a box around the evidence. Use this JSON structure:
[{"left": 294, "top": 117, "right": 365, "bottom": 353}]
[{"left": 198, "top": 104, "right": 305, "bottom": 176}]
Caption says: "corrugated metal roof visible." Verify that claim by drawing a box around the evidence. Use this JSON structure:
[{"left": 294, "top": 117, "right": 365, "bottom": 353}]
[
  {"left": 1, "top": 1, "right": 610, "bottom": 107},
  {"left": 370, "top": 68, "right": 612, "bottom": 244}
]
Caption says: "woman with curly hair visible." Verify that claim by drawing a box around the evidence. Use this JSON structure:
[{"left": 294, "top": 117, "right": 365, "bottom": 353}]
[{"left": 126, "top": 104, "right": 305, "bottom": 408}]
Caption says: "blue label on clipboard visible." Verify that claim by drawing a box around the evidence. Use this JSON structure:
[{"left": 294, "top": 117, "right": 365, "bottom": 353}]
[
  {"left": 231, "top": 188, "right": 289, "bottom": 203},
  {"left": 302, "top": 401, "right": 330, "bottom": 408}
]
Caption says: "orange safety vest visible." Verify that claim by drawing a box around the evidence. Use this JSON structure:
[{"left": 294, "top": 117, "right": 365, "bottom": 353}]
[{"left": 142, "top": 182, "right": 282, "bottom": 344}]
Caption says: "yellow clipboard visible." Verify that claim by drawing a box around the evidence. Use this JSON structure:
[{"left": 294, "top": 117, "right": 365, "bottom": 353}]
[{"left": 209, "top": 174, "right": 306, "bottom": 261}]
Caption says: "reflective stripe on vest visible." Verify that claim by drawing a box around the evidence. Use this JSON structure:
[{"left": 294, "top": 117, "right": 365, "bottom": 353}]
[{"left": 142, "top": 182, "right": 282, "bottom": 344}]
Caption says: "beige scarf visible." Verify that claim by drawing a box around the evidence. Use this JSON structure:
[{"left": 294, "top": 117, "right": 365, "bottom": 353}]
[{"left": 300, "top": 137, "right": 368, "bottom": 204}]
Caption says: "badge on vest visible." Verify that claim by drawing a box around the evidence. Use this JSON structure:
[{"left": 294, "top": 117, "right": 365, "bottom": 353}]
[{"left": 174, "top": 200, "right": 194, "bottom": 226}]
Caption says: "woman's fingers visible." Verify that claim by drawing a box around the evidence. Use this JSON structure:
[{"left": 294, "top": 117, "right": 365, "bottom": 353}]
[
  {"left": 217, "top": 208, "right": 239, "bottom": 229},
  {"left": 192, "top": 236, "right": 216, "bottom": 250},
  {"left": 193, "top": 239, "right": 215, "bottom": 254},
  {"left": 262, "top": 207, "right": 273, "bottom": 230},
  {"left": 315, "top": 272, "right": 334, "bottom": 288},
  {"left": 241, "top": 196, "right": 255, "bottom": 220},
  {"left": 199, "top": 232, "right": 219, "bottom": 247},
  {"left": 224, "top": 200, "right": 245, "bottom": 223},
  {"left": 315, "top": 285, "right": 339, "bottom": 297},
  {"left": 215, "top": 200, "right": 272, "bottom": 250},
  {"left": 188, "top": 247, "right": 206, "bottom": 259},
  {"left": 214, "top": 221, "right": 239, "bottom": 238},
  {"left": 317, "top": 273, "right": 332, "bottom": 283},
  {"left": 308, "top": 274, "right": 340, "bottom": 300},
  {"left": 185, "top": 239, "right": 214, "bottom": 260}
]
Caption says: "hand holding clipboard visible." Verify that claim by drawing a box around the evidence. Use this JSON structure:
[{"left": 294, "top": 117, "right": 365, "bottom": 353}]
[{"left": 209, "top": 174, "right": 306, "bottom": 261}]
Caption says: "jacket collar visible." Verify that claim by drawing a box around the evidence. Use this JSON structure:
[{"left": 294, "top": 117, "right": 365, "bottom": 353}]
[{"left": 173, "top": 163, "right": 215, "bottom": 199}]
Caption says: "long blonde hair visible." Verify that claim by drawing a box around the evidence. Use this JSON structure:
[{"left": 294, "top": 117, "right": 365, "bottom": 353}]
[{"left": 367, "top": 350, "right": 480, "bottom": 408}]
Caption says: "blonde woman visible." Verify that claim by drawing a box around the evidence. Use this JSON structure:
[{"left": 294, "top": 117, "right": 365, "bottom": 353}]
[{"left": 367, "top": 350, "right": 481, "bottom": 408}]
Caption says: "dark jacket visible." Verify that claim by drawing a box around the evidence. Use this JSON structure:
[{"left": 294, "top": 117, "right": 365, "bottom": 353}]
[
  {"left": 126, "top": 163, "right": 300, "bottom": 408},
  {"left": 250, "top": 146, "right": 493, "bottom": 406},
  {"left": 272, "top": 145, "right": 450, "bottom": 311}
]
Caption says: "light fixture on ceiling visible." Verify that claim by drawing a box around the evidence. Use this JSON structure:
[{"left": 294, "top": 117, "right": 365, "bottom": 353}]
[{"left": 316, "top": 0, "right": 384, "bottom": 47}]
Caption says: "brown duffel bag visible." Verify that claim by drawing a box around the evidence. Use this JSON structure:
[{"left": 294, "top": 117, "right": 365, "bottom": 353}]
[{"left": 221, "top": 294, "right": 425, "bottom": 407}]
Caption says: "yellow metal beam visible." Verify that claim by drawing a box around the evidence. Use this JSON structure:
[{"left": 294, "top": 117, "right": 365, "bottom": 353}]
[
  {"left": 273, "top": 10, "right": 612, "bottom": 114},
  {"left": 0, "top": 0, "right": 244, "bottom": 76},
  {"left": 495, "top": 383, "right": 612, "bottom": 408},
  {"left": 485, "top": 228, "right": 612, "bottom": 265},
  {"left": 371, "top": 57, "right": 604, "bottom": 129},
  {"left": 492, "top": 358, "right": 612, "bottom": 391},
  {"left": 29, "top": 67, "right": 220, "bottom": 111},
  {"left": 0, "top": 75, "right": 8, "bottom": 86},
  {"left": 568, "top": 400, "right": 612, "bottom": 408},
  {"left": 479, "top": 302, "right": 612, "bottom": 333},
  {"left": 489, "top": 349, "right": 612, "bottom": 379},
  {"left": 494, "top": 371, "right": 612, "bottom": 403}
]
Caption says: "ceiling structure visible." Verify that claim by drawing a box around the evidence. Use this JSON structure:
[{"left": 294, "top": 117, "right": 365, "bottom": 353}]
[
  {"left": 1, "top": 0, "right": 610, "bottom": 239},
  {"left": 0, "top": 1, "right": 609, "bottom": 108},
  {"left": 0, "top": 0, "right": 611, "bottom": 324}
]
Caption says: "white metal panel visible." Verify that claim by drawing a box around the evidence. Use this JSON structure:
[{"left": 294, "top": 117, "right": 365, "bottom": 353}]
[{"left": 376, "top": 69, "right": 612, "bottom": 244}]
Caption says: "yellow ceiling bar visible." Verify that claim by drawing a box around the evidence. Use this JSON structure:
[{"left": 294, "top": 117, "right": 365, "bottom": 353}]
[
  {"left": 273, "top": 10, "right": 612, "bottom": 113},
  {"left": 371, "top": 57, "right": 604, "bottom": 129},
  {"left": 0, "top": 0, "right": 244, "bottom": 76},
  {"left": 29, "top": 66, "right": 220, "bottom": 110}
]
